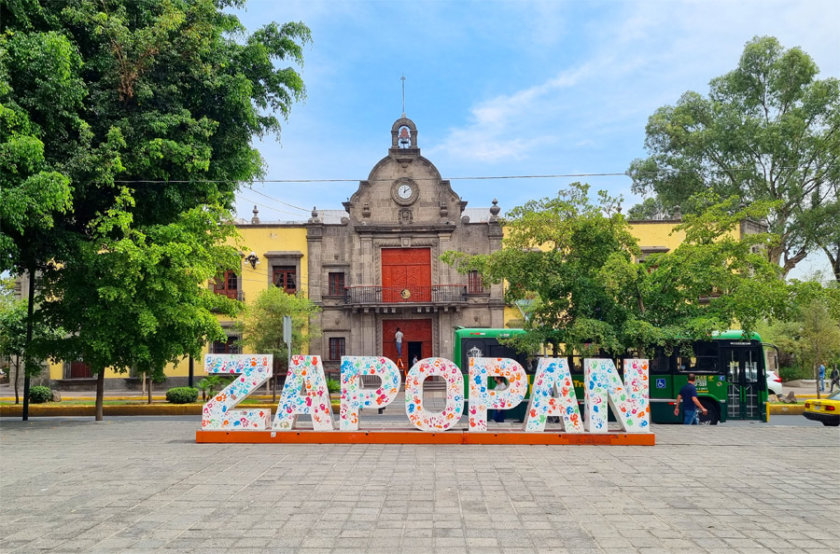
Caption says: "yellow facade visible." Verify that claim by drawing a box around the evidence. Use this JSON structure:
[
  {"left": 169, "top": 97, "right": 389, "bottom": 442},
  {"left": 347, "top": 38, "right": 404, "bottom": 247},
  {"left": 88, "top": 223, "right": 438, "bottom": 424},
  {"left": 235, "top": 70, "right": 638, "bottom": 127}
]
[
  {"left": 46, "top": 224, "right": 309, "bottom": 384},
  {"left": 500, "top": 220, "right": 685, "bottom": 328}
]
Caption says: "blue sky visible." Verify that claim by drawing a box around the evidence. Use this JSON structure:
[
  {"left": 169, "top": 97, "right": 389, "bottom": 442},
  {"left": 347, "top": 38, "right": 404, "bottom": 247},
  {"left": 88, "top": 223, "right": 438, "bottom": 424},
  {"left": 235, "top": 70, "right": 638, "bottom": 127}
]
[{"left": 231, "top": 0, "right": 839, "bottom": 277}]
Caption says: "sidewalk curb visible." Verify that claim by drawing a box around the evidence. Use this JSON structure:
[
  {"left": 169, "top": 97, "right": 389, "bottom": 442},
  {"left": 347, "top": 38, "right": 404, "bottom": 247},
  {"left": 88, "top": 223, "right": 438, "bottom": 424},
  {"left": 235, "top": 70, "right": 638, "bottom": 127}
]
[
  {"left": 0, "top": 402, "right": 342, "bottom": 417},
  {"left": 767, "top": 404, "right": 805, "bottom": 415}
]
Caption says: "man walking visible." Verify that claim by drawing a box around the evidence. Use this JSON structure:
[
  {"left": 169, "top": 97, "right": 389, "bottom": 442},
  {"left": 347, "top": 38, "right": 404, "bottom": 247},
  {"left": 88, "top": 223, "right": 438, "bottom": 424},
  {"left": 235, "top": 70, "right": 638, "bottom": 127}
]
[
  {"left": 829, "top": 366, "right": 840, "bottom": 393},
  {"left": 674, "top": 374, "right": 708, "bottom": 424}
]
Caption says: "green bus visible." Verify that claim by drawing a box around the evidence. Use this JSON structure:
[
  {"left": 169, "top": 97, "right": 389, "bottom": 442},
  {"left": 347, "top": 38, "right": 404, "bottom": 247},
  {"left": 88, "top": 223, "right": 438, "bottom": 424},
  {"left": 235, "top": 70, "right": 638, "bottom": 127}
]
[
  {"left": 453, "top": 328, "right": 775, "bottom": 424},
  {"left": 453, "top": 328, "right": 532, "bottom": 421}
]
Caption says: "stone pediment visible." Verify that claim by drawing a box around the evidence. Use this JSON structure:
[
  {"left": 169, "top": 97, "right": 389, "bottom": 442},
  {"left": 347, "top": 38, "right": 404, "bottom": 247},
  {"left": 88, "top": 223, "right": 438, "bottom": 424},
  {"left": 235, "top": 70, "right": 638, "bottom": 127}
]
[{"left": 343, "top": 117, "right": 466, "bottom": 229}]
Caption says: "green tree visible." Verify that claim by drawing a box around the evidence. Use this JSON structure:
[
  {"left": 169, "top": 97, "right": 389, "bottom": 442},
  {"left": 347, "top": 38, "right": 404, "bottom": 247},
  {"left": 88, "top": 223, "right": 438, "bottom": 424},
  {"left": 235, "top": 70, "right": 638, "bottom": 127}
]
[
  {"left": 444, "top": 186, "right": 788, "bottom": 358},
  {"left": 1, "top": 1, "right": 311, "bottom": 420},
  {"left": 238, "top": 287, "right": 321, "bottom": 385},
  {"left": 443, "top": 183, "right": 640, "bottom": 356},
  {"left": 629, "top": 36, "right": 840, "bottom": 279}
]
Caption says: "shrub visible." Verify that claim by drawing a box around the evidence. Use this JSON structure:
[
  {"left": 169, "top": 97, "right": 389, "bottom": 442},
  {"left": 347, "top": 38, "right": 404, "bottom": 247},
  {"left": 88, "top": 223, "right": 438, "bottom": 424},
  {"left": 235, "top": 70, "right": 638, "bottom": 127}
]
[
  {"left": 196, "top": 375, "right": 234, "bottom": 400},
  {"left": 29, "top": 385, "right": 53, "bottom": 404},
  {"left": 326, "top": 377, "right": 340, "bottom": 394},
  {"left": 780, "top": 365, "right": 812, "bottom": 382},
  {"left": 166, "top": 387, "right": 199, "bottom": 404}
]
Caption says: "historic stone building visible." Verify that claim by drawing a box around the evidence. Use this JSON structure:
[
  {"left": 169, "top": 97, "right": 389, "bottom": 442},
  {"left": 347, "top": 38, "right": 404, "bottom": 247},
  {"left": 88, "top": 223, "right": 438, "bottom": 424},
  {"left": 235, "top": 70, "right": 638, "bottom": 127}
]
[{"left": 306, "top": 116, "right": 505, "bottom": 372}]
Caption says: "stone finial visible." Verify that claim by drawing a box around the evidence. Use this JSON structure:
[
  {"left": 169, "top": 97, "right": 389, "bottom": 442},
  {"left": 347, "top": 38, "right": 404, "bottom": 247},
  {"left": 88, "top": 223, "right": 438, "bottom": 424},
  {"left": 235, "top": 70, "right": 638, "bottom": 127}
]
[
  {"left": 308, "top": 206, "right": 321, "bottom": 223},
  {"left": 251, "top": 205, "right": 260, "bottom": 224},
  {"left": 672, "top": 205, "right": 682, "bottom": 220},
  {"left": 489, "top": 198, "right": 501, "bottom": 221}
]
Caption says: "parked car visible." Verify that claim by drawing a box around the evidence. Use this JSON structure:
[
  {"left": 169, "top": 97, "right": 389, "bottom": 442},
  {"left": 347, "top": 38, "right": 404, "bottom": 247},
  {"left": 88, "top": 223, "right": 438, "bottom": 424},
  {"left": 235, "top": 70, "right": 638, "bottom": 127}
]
[
  {"left": 803, "top": 390, "right": 840, "bottom": 426},
  {"left": 766, "top": 370, "right": 783, "bottom": 396}
]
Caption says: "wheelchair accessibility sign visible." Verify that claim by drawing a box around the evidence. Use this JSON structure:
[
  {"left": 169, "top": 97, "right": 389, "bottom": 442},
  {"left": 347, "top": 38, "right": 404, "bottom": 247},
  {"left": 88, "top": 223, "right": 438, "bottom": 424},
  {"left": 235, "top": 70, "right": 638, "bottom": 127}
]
[{"left": 656, "top": 378, "right": 666, "bottom": 389}]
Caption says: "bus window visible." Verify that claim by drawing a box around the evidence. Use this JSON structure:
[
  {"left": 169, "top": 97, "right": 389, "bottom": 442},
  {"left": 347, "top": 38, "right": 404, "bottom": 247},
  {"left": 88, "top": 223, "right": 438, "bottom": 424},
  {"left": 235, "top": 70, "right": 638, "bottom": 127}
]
[
  {"left": 649, "top": 348, "right": 671, "bottom": 373},
  {"left": 693, "top": 342, "right": 718, "bottom": 372}
]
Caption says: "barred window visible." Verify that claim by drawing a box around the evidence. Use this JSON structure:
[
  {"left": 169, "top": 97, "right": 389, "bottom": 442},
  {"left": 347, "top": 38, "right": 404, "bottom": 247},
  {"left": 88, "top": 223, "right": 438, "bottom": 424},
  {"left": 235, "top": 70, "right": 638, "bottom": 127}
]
[
  {"left": 328, "top": 272, "right": 345, "bottom": 296},
  {"left": 328, "top": 337, "right": 346, "bottom": 360},
  {"left": 467, "top": 270, "right": 484, "bottom": 294}
]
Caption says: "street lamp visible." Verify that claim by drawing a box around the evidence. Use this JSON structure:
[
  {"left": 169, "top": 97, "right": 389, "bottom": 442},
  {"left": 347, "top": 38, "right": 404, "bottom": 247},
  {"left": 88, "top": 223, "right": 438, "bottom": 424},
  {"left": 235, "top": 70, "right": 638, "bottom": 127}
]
[{"left": 244, "top": 251, "right": 259, "bottom": 269}]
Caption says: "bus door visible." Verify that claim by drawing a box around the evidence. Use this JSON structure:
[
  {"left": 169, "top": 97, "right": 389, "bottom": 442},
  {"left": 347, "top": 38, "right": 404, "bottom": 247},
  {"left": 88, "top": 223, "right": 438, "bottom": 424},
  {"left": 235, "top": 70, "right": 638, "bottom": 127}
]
[{"left": 722, "top": 344, "right": 764, "bottom": 420}]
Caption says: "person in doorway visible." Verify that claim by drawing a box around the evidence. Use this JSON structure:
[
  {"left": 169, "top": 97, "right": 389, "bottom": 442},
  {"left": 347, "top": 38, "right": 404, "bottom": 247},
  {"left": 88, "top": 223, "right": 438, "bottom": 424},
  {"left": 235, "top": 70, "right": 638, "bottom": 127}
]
[
  {"left": 395, "top": 327, "right": 404, "bottom": 358},
  {"left": 829, "top": 366, "right": 840, "bottom": 393},
  {"left": 411, "top": 355, "right": 419, "bottom": 367},
  {"left": 818, "top": 362, "right": 826, "bottom": 392},
  {"left": 491, "top": 376, "right": 508, "bottom": 423},
  {"left": 674, "top": 373, "right": 708, "bottom": 425}
]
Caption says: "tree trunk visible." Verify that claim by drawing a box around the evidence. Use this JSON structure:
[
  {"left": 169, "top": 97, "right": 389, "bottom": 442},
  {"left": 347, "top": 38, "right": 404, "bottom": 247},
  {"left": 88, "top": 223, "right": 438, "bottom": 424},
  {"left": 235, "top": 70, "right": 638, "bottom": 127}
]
[
  {"left": 22, "top": 266, "right": 35, "bottom": 421},
  {"left": 95, "top": 369, "right": 104, "bottom": 421},
  {"left": 147, "top": 377, "right": 152, "bottom": 404},
  {"left": 13, "top": 354, "right": 20, "bottom": 404}
]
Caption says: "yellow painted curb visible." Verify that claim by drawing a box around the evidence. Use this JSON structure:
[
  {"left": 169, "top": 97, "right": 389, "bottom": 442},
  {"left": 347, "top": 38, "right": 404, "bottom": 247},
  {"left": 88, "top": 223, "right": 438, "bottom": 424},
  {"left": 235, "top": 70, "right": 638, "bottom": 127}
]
[
  {"left": 1, "top": 402, "right": 343, "bottom": 417},
  {"left": 767, "top": 404, "right": 805, "bottom": 415}
]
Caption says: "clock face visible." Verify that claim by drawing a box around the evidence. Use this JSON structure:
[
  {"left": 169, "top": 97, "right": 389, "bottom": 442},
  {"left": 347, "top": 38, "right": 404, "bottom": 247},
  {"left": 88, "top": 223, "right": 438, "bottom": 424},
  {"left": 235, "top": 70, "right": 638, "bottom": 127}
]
[{"left": 392, "top": 180, "right": 418, "bottom": 205}]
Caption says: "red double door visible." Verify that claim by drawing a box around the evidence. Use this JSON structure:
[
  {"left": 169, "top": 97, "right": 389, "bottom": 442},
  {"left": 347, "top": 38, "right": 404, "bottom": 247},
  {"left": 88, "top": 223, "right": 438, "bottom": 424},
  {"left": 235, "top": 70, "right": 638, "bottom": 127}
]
[
  {"left": 383, "top": 319, "right": 432, "bottom": 369},
  {"left": 381, "top": 248, "right": 431, "bottom": 302}
]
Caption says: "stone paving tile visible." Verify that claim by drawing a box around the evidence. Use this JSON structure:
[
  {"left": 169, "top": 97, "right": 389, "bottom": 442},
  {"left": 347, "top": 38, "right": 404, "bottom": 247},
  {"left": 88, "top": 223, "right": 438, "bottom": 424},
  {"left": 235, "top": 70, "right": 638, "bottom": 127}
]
[{"left": 1, "top": 417, "right": 839, "bottom": 553}]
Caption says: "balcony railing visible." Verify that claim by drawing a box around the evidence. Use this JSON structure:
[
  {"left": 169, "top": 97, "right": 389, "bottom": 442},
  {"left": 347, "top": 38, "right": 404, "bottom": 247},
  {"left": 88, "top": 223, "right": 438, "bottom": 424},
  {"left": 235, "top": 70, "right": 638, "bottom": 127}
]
[{"left": 344, "top": 285, "right": 467, "bottom": 305}]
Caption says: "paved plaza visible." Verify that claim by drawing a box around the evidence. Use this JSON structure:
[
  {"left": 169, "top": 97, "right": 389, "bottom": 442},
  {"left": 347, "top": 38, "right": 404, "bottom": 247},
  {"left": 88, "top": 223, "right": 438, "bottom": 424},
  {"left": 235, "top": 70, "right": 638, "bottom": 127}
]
[{"left": 1, "top": 416, "right": 838, "bottom": 553}]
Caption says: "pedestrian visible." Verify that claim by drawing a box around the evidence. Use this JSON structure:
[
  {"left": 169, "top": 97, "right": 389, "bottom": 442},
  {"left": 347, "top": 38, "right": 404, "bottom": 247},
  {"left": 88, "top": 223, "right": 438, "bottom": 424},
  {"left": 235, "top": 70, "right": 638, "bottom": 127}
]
[
  {"left": 830, "top": 366, "right": 840, "bottom": 393},
  {"left": 491, "top": 376, "right": 508, "bottom": 423},
  {"left": 411, "top": 355, "right": 419, "bottom": 367},
  {"left": 394, "top": 327, "right": 404, "bottom": 358},
  {"left": 818, "top": 362, "right": 826, "bottom": 392},
  {"left": 674, "top": 373, "right": 708, "bottom": 425}
]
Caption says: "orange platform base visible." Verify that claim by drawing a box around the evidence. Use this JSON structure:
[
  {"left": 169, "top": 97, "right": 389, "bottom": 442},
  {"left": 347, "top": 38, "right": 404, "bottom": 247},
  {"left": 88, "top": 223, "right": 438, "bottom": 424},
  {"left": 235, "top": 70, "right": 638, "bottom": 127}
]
[{"left": 195, "top": 429, "right": 655, "bottom": 445}]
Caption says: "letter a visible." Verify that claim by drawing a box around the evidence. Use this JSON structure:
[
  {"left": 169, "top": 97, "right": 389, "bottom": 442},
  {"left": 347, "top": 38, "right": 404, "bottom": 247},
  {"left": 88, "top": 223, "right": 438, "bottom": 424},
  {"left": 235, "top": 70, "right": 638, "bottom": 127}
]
[
  {"left": 274, "top": 355, "right": 334, "bottom": 431},
  {"left": 524, "top": 358, "right": 583, "bottom": 433}
]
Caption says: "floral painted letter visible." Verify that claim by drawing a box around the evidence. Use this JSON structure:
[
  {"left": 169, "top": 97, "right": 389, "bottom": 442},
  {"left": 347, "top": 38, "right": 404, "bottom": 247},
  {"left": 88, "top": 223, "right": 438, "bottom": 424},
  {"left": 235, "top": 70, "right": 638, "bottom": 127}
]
[
  {"left": 524, "top": 358, "right": 583, "bottom": 433},
  {"left": 404, "top": 357, "right": 464, "bottom": 431},
  {"left": 584, "top": 358, "right": 650, "bottom": 433},
  {"left": 467, "top": 357, "right": 527, "bottom": 431},
  {"left": 339, "top": 356, "right": 401, "bottom": 431},
  {"left": 273, "top": 355, "right": 334, "bottom": 431},
  {"left": 202, "top": 354, "right": 273, "bottom": 430}
]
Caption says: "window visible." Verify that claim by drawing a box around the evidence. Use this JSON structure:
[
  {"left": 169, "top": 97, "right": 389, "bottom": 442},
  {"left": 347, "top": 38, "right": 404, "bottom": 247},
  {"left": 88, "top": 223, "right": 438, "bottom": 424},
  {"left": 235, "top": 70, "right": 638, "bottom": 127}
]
[
  {"left": 329, "top": 337, "right": 346, "bottom": 360},
  {"left": 328, "top": 272, "right": 346, "bottom": 296},
  {"left": 212, "top": 336, "right": 240, "bottom": 354},
  {"left": 213, "top": 270, "right": 239, "bottom": 299},
  {"left": 467, "top": 270, "right": 484, "bottom": 294},
  {"left": 273, "top": 266, "right": 297, "bottom": 295}
]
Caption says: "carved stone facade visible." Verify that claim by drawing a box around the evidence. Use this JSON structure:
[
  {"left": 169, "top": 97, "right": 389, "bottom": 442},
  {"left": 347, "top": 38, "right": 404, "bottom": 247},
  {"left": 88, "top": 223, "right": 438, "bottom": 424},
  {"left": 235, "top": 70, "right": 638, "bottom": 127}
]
[{"left": 307, "top": 117, "right": 505, "bottom": 371}]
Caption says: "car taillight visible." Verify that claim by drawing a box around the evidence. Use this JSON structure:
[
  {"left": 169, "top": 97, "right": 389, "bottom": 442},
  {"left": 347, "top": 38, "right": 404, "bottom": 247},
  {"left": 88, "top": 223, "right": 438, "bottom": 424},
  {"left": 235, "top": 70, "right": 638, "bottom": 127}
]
[
  {"left": 827, "top": 405, "right": 836, "bottom": 412},
  {"left": 773, "top": 375, "right": 782, "bottom": 383},
  {"left": 805, "top": 402, "right": 811, "bottom": 409}
]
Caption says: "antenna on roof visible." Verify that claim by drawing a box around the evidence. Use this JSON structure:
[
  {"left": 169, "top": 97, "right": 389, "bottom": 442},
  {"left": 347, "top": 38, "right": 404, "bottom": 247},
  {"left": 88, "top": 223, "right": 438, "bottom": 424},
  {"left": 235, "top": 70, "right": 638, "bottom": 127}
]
[{"left": 401, "top": 74, "right": 406, "bottom": 117}]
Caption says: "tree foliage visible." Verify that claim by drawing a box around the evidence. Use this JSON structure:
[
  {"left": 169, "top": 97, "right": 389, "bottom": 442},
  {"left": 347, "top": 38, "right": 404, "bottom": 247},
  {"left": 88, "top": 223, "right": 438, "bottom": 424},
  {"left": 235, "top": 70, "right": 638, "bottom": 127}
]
[
  {"left": 629, "top": 36, "right": 840, "bottom": 279},
  {"left": 0, "top": 1, "right": 311, "bottom": 419},
  {"left": 444, "top": 185, "right": 788, "bottom": 357},
  {"left": 238, "top": 287, "right": 321, "bottom": 370}
]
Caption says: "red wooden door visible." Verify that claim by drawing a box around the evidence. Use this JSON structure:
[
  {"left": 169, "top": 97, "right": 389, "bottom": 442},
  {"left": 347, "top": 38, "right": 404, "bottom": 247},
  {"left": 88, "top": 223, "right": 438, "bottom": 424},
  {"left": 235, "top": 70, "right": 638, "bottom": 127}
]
[
  {"left": 383, "top": 319, "right": 432, "bottom": 367},
  {"left": 381, "top": 248, "right": 431, "bottom": 302}
]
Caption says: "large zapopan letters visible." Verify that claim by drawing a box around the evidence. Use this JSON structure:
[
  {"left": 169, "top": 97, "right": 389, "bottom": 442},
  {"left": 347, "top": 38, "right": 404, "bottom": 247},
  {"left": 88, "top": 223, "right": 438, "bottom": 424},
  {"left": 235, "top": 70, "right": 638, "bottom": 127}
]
[
  {"left": 468, "top": 357, "right": 528, "bottom": 431},
  {"left": 274, "top": 355, "right": 334, "bottom": 431},
  {"left": 340, "top": 356, "right": 401, "bottom": 431},
  {"left": 202, "top": 354, "right": 273, "bottom": 430},
  {"left": 404, "top": 357, "right": 465, "bottom": 431},
  {"left": 584, "top": 358, "right": 650, "bottom": 433},
  {"left": 201, "top": 354, "right": 651, "bottom": 434},
  {"left": 524, "top": 358, "right": 583, "bottom": 433}
]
